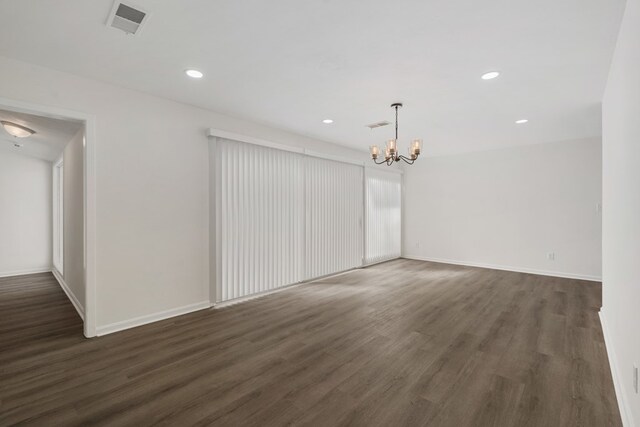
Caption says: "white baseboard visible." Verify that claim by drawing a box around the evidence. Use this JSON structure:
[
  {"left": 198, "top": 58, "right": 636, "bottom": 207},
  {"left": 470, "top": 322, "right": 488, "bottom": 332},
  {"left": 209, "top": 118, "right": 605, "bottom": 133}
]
[
  {"left": 96, "top": 301, "right": 211, "bottom": 336},
  {"left": 214, "top": 283, "right": 304, "bottom": 309},
  {"left": 51, "top": 269, "right": 85, "bottom": 320},
  {"left": 362, "top": 256, "right": 401, "bottom": 267},
  {"left": 402, "top": 255, "right": 602, "bottom": 282},
  {"left": 214, "top": 265, "right": 365, "bottom": 309},
  {"left": 599, "top": 310, "right": 635, "bottom": 427},
  {"left": 0, "top": 267, "right": 52, "bottom": 278}
]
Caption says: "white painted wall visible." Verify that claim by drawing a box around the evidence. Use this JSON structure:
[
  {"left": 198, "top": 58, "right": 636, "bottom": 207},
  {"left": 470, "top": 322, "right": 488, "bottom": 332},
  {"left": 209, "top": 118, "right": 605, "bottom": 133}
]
[
  {"left": 61, "top": 128, "right": 85, "bottom": 312},
  {"left": 0, "top": 55, "right": 367, "bottom": 332},
  {"left": 0, "top": 148, "right": 52, "bottom": 276},
  {"left": 602, "top": 0, "right": 640, "bottom": 423},
  {"left": 403, "top": 137, "right": 602, "bottom": 280}
]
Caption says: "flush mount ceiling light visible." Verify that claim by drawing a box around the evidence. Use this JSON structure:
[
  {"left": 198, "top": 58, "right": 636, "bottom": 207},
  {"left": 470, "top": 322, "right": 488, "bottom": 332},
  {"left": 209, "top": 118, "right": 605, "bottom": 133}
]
[
  {"left": 1, "top": 121, "right": 36, "bottom": 138},
  {"left": 369, "top": 103, "right": 422, "bottom": 166},
  {"left": 515, "top": 119, "right": 529, "bottom": 124},
  {"left": 185, "top": 69, "right": 204, "bottom": 79},
  {"left": 322, "top": 119, "right": 333, "bottom": 124},
  {"left": 481, "top": 71, "right": 500, "bottom": 80}
]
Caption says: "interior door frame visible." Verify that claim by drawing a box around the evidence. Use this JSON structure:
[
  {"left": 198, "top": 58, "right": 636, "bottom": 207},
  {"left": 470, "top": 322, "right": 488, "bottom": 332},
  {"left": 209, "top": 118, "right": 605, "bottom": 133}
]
[
  {"left": 52, "top": 157, "right": 64, "bottom": 274},
  {"left": 0, "top": 96, "right": 97, "bottom": 338}
]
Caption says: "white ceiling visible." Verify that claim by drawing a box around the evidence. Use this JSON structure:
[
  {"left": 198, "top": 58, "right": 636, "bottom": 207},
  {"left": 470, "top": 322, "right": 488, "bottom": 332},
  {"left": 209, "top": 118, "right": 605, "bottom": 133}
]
[
  {"left": 0, "top": 0, "right": 625, "bottom": 156},
  {"left": 0, "top": 109, "right": 83, "bottom": 161}
]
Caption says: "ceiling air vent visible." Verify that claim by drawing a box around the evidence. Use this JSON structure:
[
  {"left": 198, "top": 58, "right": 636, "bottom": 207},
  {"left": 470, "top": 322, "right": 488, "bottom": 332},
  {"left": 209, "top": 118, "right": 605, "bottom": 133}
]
[
  {"left": 366, "top": 121, "right": 391, "bottom": 129},
  {"left": 106, "top": 2, "right": 149, "bottom": 35}
]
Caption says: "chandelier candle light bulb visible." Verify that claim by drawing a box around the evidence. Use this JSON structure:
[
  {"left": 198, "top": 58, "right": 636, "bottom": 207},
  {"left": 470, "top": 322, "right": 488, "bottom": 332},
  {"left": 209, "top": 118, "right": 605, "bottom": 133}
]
[
  {"left": 370, "top": 103, "right": 423, "bottom": 166},
  {"left": 411, "top": 139, "right": 422, "bottom": 155},
  {"left": 387, "top": 139, "right": 397, "bottom": 154}
]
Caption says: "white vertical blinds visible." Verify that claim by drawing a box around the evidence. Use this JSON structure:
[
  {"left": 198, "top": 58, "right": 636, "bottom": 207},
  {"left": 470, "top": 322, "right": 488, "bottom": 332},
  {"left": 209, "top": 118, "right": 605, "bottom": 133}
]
[
  {"left": 364, "top": 168, "right": 402, "bottom": 264},
  {"left": 304, "top": 157, "right": 364, "bottom": 279},
  {"left": 216, "top": 139, "right": 304, "bottom": 302},
  {"left": 213, "top": 135, "right": 401, "bottom": 303}
]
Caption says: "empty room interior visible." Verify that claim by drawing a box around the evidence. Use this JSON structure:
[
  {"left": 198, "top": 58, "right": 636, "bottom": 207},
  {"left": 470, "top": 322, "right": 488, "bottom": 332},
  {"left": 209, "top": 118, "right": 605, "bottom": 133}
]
[{"left": 0, "top": 0, "right": 638, "bottom": 426}]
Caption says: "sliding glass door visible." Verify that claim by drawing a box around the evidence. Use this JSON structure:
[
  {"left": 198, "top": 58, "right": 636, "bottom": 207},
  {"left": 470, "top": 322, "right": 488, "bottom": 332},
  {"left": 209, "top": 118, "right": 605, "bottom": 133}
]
[
  {"left": 364, "top": 168, "right": 402, "bottom": 264},
  {"left": 304, "top": 156, "right": 363, "bottom": 279},
  {"left": 212, "top": 136, "right": 401, "bottom": 303},
  {"left": 215, "top": 139, "right": 304, "bottom": 302}
]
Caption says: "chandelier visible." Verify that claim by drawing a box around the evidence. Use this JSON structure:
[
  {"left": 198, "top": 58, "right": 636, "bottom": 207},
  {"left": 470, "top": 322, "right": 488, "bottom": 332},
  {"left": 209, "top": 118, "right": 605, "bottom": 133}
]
[{"left": 369, "top": 103, "right": 422, "bottom": 165}]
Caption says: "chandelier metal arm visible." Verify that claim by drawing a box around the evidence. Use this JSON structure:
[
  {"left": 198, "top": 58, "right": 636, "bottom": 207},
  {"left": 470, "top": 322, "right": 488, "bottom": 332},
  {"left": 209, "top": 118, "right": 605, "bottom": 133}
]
[
  {"left": 373, "top": 154, "right": 420, "bottom": 166},
  {"left": 372, "top": 157, "right": 390, "bottom": 165},
  {"left": 397, "top": 154, "right": 418, "bottom": 165}
]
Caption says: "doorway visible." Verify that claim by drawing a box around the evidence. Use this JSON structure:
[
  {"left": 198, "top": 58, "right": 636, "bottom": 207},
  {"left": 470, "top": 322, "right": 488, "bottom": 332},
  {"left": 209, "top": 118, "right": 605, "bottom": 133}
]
[{"left": 0, "top": 97, "right": 96, "bottom": 337}]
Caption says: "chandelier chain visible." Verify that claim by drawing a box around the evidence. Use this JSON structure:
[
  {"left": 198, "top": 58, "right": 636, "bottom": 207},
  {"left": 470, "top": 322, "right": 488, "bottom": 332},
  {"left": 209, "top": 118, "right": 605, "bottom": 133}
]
[{"left": 395, "top": 104, "right": 399, "bottom": 141}]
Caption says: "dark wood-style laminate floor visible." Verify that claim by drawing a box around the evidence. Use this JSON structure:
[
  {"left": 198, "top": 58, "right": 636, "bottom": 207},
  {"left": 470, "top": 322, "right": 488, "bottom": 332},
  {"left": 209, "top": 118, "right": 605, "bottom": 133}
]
[{"left": 0, "top": 260, "right": 621, "bottom": 426}]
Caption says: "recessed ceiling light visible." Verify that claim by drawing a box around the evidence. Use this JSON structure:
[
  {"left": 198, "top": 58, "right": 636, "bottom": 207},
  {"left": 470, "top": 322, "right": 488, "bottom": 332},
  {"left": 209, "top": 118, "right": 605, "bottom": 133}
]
[
  {"left": 322, "top": 119, "right": 334, "bottom": 124},
  {"left": 481, "top": 71, "right": 500, "bottom": 80},
  {"left": 185, "top": 69, "right": 204, "bottom": 79},
  {"left": 1, "top": 121, "right": 36, "bottom": 138},
  {"left": 515, "top": 119, "right": 529, "bottom": 124}
]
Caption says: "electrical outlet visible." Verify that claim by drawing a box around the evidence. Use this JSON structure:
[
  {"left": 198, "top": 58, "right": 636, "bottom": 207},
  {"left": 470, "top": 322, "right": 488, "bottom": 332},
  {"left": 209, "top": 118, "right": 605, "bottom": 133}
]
[
  {"left": 415, "top": 242, "right": 420, "bottom": 249},
  {"left": 634, "top": 365, "right": 638, "bottom": 394},
  {"left": 547, "top": 252, "right": 555, "bottom": 261},
  {"left": 596, "top": 202, "right": 602, "bottom": 214}
]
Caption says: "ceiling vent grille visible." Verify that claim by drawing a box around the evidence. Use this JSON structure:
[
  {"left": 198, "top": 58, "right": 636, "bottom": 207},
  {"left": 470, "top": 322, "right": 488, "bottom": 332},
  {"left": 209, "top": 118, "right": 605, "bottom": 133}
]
[
  {"left": 366, "top": 121, "right": 391, "bottom": 129},
  {"left": 106, "top": 1, "right": 149, "bottom": 35}
]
